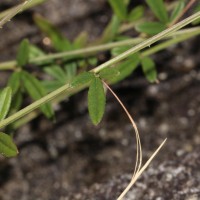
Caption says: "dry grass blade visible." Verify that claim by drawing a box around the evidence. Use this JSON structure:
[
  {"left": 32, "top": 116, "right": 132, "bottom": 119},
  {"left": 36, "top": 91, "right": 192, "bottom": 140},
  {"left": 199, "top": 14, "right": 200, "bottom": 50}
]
[
  {"left": 0, "top": 0, "right": 32, "bottom": 28},
  {"left": 102, "top": 81, "right": 167, "bottom": 200},
  {"left": 103, "top": 81, "right": 142, "bottom": 177},
  {"left": 117, "top": 139, "right": 167, "bottom": 200}
]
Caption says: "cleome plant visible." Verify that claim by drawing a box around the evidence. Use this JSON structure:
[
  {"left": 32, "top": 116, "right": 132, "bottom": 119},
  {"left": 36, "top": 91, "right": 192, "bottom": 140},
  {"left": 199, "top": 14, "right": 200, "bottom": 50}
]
[{"left": 0, "top": 0, "right": 200, "bottom": 198}]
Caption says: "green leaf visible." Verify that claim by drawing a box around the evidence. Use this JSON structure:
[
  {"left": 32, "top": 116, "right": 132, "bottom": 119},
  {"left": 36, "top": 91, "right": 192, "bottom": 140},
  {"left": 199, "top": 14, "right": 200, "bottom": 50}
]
[
  {"left": 10, "top": 92, "right": 23, "bottom": 114},
  {"left": 108, "top": 0, "right": 127, "bottom": 20},
  {"left": 111, "top": 46, "right": 130, "bottom": 57},
  {"left": 128, "top": 5, "right": 144, "bottom": 22},
  {"left": 88, "top": 77, "right": 105, "bottom": 125},
  {"left": 0, "top": 132, "right": 18, "bottom": 157},
  {"left": 88, "top": 57, "right": 98, "bottom": 66},
  {"left": 136, "top": 22, "right": 166, "bottom": 35},
  {"left": 101, "top": 15, "right": 120, "bottom": 43},
  {"left": 21, "top": 71, "right": 54, "bottom": 118},
  {"left": 170, "top": 1, "right": 185, "bottom": 22},
  {"left": 141, "top": 57, "right": 157, "bottom": 82},
  {"left": 34, "top": 15, "right": 71, "bottom": 52},
  {"left": 71, "top": 72, "right": 94, "bottom": 87},
  {"left": 8, "top": 71, "right": 21, "bottom": 95},
  {"left": 146, "top": 0, "right": 169, "bottom": 23},
  {"left": 16, "top": 39, "right": 29, "bottom": 67},
  {"left": 73, "top": 31, "right": 88, "bottom": 49},
  {"left": 0, "top": 87, "right": 12, "bottom": 121},
  {"left": 111, "top": 54, "right": 140, "bottom": 84},
  {"left": 42, "top": 80, "right": 64, "bottom": 93},
  {"left": 44, "top": 65, "right": 67, "bottom": 83},
  {"left": 64, "top": 62, "right": 77, "bottom": 82},
  {"left": 29, "top": 44, "right": 45, "bottom": 59},
  {"left": 99, "top": 68, "right": 120, "bottom": 81}
]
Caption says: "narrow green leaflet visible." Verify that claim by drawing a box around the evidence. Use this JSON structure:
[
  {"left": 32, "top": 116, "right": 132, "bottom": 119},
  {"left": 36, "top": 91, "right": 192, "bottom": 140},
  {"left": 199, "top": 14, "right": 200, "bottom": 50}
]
[
  {"left": 136, "top": 22, "right": 166, "bottom": 35},
  {"left": 111, "top": 53, "right": 140, "bottom": 83},
  {"left": 42, "top": 80, "right": 64, "bottom": 93},
  {"left": 141, "top": 57, "right": 157, "bottom": 83},
  {"left": 128, "top": 5, "right": 144, "bottom": 22},
  {"left": 8, "top": 71, "right": 21, "bottom": 95},
  {"left": 101, "top": 15, "right": 120, "bottom": 43},
  {"left": 88, "top": 77, "right": 105, "bottom": 125},
  {"left": 170, "top": 1, "right": 185, "bottom": 22},
  {"left": 0, "top": 132, "right": 18, "bottom": 157},
  {"left": 34, "top": 15, "right": 71, "bottom": 51},
  {"left": 111, "top": 46, "right": 130, "bottom": 57},
  {"left": 99, "top": 68, "right": 120, "bottom": 81},
  {"left": 0, "top": 87, "right": 12, "bottom": 121},
  {"left": 44, "top": 65, "right": 67, "bottom": 83},
  {"left": 21, "top": 71, "right": 54, "bottom": 118},
  {"left": 108, "top": 0, "right": 127, "bottom": 20},
  {"left": 64, "top": 62, "right": 77, "bottom": 82},
  {"left": 16, "top": 39, "right": 29, "bottom": 67},
  {"left": 146, "top": 0, "right": 169, "bottom": 23},
  {"left": 29, "top": 44, "right": 45, "bottom": 59},
  {"left": 73, "top": 31, "right": 88, "bottom": 49},
  {"left": 71, "top": 72, "right": 94, "bottom": 87}
]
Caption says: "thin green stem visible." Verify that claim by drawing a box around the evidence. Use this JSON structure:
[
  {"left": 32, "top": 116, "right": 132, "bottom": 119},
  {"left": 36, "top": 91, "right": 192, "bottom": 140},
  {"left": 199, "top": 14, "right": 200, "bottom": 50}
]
[
  {"left": 0, "top": 11, "right": 200, "bottom": 129},
  {"left": 0, "top": 27, "right": 200, "bottom": 71},
  {"left": 93, "top": 11, "right": 200, "bottom": 73},
  {"left": 0, "top": 0, "right": 46, "bottom": 20}
]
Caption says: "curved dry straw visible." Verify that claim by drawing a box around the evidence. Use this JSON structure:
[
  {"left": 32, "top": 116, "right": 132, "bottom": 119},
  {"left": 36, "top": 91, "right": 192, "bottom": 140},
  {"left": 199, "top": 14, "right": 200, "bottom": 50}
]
[{"left": 103, "top": 81, "right": 167, "bottom": 200}]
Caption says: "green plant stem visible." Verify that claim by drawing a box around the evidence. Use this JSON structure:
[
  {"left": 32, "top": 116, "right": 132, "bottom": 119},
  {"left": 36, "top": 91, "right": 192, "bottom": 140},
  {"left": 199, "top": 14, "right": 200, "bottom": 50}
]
[
  {"left": 0, "top": 0, "right": 46, "bottom": 20},
  {"left": 0, "top": 27, "right": 200, "bottom": 71},
  {"left": 0, "top": 11, "right": 200, "bottom": 129},
  {"left": 141, "top": 28, "right": 200, "bottom": 57},
  {"left": 93, "top": 11, "right": 200, "bottom": 73}
]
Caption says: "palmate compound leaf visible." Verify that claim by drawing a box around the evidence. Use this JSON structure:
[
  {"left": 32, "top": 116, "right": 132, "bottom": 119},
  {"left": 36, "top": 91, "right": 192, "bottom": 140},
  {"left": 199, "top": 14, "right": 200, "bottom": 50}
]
[
  {"left": 170, "top": 0, "right": 185, "bottom": 22},
  {"left": 88, "top": 77, "right": 106, "bottom": 125},
  {"left": 0, "top": 87, "right": 12, "bottom": 121},
  {"left": 0, "top": 132, "right": 18, "bottom": 157},
  {"left": 21, "top": 71, "right": 54, "bottom": 119}
]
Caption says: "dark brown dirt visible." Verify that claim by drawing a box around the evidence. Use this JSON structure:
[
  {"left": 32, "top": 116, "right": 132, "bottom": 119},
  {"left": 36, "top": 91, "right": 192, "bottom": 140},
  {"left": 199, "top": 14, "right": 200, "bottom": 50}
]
[{"left": 0, "top": 1, "right": 200, "bottom": 200}]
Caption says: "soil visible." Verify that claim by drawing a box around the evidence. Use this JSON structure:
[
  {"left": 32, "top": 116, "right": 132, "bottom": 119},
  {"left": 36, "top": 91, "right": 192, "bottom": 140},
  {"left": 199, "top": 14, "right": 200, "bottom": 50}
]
[{"left": 0, "top": 1, "right": 200, "bottom": 200}]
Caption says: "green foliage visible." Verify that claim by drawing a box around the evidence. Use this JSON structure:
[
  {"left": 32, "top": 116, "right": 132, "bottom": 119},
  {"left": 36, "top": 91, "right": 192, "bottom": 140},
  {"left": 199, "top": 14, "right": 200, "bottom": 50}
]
[
  {"left": 136, "top": 22, "right": 166, "bottom": 35},
  {"left": 8, "top": 71, "right": 21, "bottom": 95},
  {"left": 99, "top": 68, "right": 120, "bottom": 81},
  {"left": 0, "top": 0, "right": 200, "bottom": 158},
  {"left": 34, "top": 15, "right": 71, "bottom": 51},
  {"left": 111, "top": 53, "right": 140, "bottom": 83},
  {"left": 21, "top": 71, "right": 54, "bottom": 118},
  {"left": 128, "top": 5, "right": 144, "bottom": 22},
  {"left": 16, "top": 39, "right": 29, "bottom": 67},
  {"left": 108, "top": 0, "right": 127, "bottom": 20},
  {"left": 101, "top": 15, "right": 120, "bottom": 42},
  {"left": 0, "top": 87, "right": 12, "bottom": 121},
  {"left": 88, "top": 76, "right": 105, "bottom": 125},
  {"left": 0, "top": 132, "right": 18, "bottom": 157},
  {"left": 146, "top": 0, "right": 169, "bottom": 23},
  {"left": 170, "top": 1, "right": 185, "bottom": 22},
  {"left": 141, "top": 57, "right": 157, "bottom": 83},
  {"left": 71, "top": 72, "right": 94, "bottom": 87}
]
